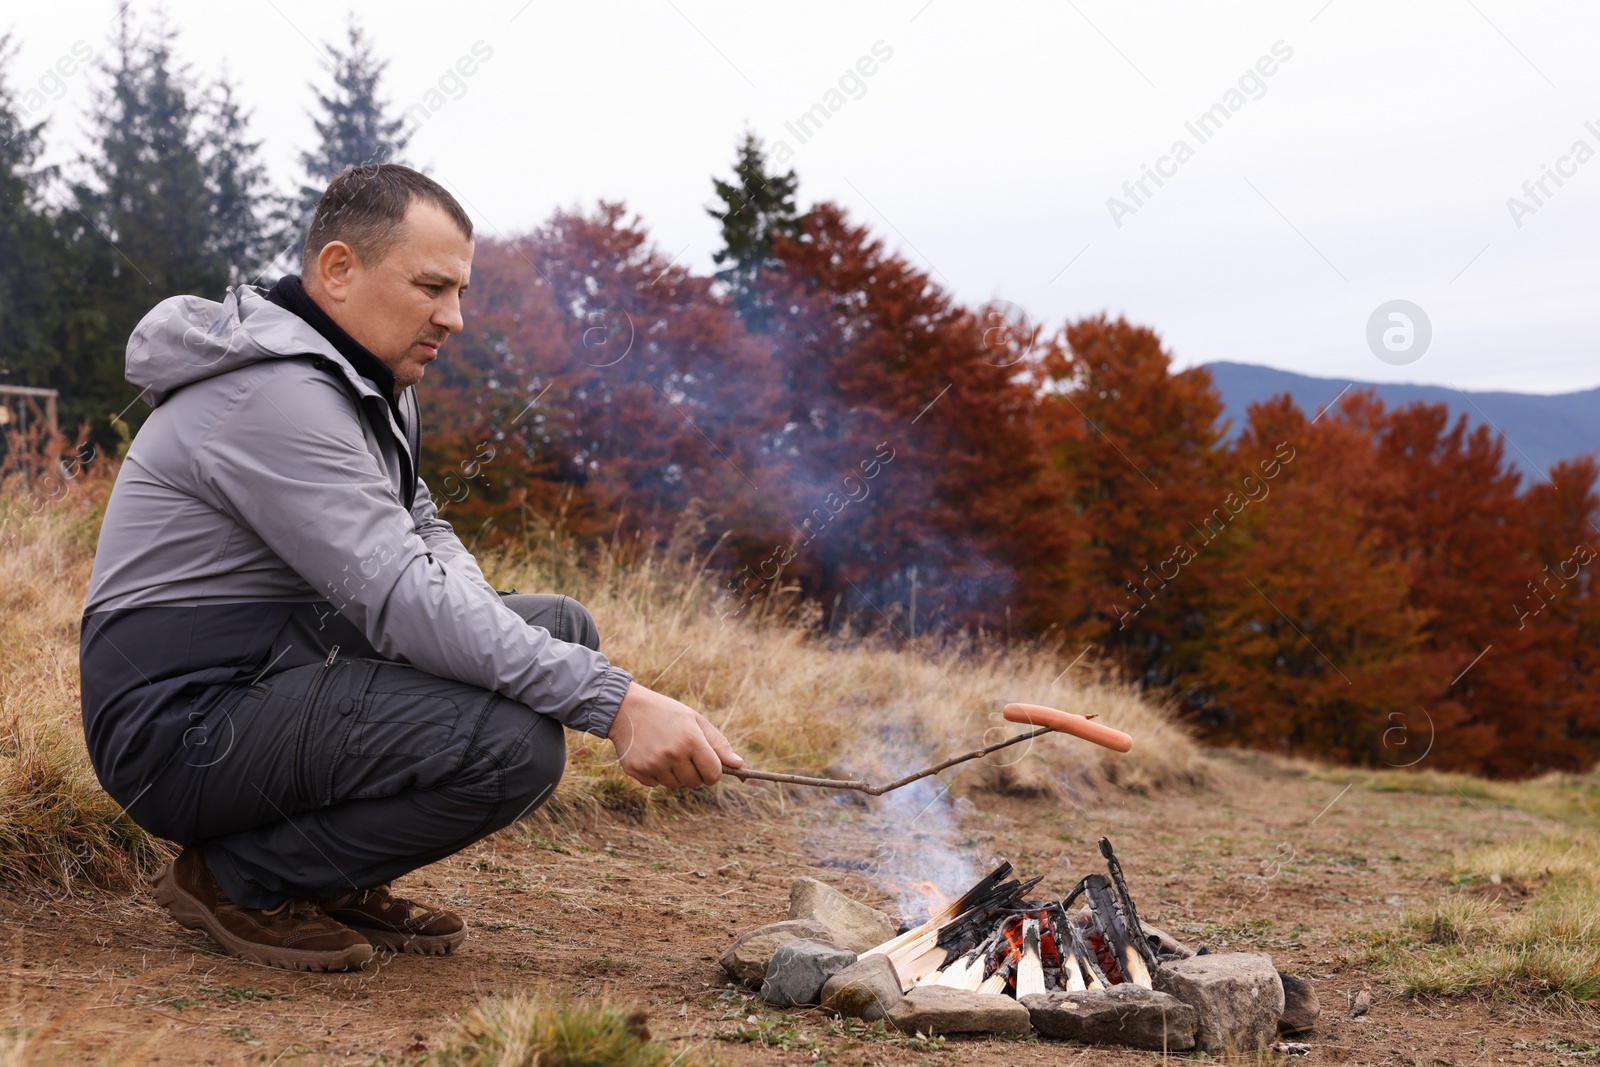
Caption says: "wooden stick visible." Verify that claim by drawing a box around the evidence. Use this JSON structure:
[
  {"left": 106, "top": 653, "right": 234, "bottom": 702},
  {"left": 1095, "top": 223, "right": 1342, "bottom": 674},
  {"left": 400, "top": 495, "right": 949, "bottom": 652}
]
[
  {"left": 724, "top": 727, "right": 1053, "bottom": 795},
  {"left": 897, "top": 946, "right": 947, "bottom": 990},
  {"left": 864, "top": 863, "right": 1013, "bottom": 959},
  {"left": 1016, "top": 919, "right": 1045, "bottom": 998}
]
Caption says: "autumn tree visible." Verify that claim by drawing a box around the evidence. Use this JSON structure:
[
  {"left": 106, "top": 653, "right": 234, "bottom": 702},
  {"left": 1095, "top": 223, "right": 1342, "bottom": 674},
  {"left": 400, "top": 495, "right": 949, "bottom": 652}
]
[
  {"left": 767, "top": 204, "right": 1082, "bottom": 634},
  {"left": 1033, "top": 317, "right": 1231, "bottom": 680},
  {"left": 1188, "top": 395, "right": 1440, "bottom": 761}
]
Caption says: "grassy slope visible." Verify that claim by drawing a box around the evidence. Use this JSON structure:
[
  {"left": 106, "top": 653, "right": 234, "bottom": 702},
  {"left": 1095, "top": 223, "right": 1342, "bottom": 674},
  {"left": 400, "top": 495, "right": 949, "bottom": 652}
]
[{"left": 0, "top": 468, "right": 1204, "bottom": 896}]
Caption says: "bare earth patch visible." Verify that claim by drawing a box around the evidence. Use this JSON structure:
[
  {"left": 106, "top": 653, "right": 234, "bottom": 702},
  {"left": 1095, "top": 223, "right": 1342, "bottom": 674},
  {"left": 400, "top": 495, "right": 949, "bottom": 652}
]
[{"left": 5, "top": 750, "right": 1598, "bottom": 1066}]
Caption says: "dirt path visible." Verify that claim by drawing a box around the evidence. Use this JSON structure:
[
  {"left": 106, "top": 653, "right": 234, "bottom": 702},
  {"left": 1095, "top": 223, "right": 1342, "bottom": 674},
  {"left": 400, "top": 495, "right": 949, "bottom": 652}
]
[{"left": 5, "top": 751, "right": 1596, "bottom": 1065}]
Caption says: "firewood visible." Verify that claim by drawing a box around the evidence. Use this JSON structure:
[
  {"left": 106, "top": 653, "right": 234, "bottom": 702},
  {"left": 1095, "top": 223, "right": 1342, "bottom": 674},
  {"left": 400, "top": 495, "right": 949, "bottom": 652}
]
[
  {"left": 1015, "top": 918, "right": 1045, "bottom": 998},
  {"left": 1100, "top": 837, "right": 1162, "bottom": 978},
  {"left": 862, "top": 862, "right": 1013, "bottom": 960},
  {"left": 897, "top": 945, "right": 947, "bottom": 989},
  {"left": 977, "top": 969, "right": 1010, "bottom": 996},
  {"left": 1062, "top": 948, "right": 1087, "bottom": 991}
]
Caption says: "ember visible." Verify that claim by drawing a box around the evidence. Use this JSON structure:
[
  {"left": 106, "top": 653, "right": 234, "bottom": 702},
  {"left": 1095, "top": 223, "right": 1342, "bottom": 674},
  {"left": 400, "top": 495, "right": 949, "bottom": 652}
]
[{"left": 862, "top": 837, "right": 1176, "bottom": 998}]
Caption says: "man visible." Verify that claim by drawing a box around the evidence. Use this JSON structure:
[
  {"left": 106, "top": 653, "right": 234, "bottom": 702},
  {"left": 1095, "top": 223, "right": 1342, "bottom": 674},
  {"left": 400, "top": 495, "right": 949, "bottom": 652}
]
[{"left": 80, "top": 164, "right": 742, "bottom": 972}]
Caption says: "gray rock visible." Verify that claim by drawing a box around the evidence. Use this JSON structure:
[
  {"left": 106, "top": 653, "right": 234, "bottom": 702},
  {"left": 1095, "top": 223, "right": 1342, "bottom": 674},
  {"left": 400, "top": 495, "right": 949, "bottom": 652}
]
[
  {"left": 1278, "top": 971, "right": 1320, "bottom": 1034},
  {"left": 719, "top": 920, "right": 836, "bottom": 986},
  {"left": 1020, "top": 986, "right": 1197, "bottom": 1051},
  {"left": 787, "top": 877, "right": 898, "bottom": 954},
  {"left": 1154, "top": 952, "right": 1285, "bottom": 1053},
  {"left": 885, "top": 986, "right": 1032, "bottom": 1036},
  {"left": 761, "top": 938, "right": 857, "bottom": 1008},
  {"left": 821, "top": 954, "right": 904, "bottom": 1021}
]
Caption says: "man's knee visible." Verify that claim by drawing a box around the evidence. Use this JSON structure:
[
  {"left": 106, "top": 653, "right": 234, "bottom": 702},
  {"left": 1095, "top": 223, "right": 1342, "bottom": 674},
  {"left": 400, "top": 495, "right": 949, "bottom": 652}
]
[
  {"left": 499, "top": 709, "right": 567, "bottom": 822},
  {"left": 499, "top": 593, "right": 602, "bottom": 651},
  {"left": 557, "top": 597, "right": 601, "bottom": 651}
]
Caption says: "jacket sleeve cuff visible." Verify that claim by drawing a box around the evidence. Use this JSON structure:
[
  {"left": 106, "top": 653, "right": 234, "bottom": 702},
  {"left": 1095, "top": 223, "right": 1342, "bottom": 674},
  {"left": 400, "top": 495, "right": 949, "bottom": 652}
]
[{"left": 565, "top": 664, "right": 634, "bottom": 738}]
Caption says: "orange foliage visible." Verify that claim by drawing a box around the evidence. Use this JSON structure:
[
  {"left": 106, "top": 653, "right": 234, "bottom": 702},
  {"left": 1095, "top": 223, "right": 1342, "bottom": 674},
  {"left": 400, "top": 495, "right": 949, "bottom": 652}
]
[{"left": 426, "top": 198, "right": 1598, "bottom": 778}]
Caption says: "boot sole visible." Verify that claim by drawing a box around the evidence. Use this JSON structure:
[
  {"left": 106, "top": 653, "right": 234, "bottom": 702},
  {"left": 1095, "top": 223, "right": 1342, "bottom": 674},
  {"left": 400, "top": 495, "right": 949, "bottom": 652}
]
[
  {"left": 152, "top": 861, "right": 374, "bottom": 973},
  {"left": 342, "top": 922, "right": 468, "bottom": 956}
]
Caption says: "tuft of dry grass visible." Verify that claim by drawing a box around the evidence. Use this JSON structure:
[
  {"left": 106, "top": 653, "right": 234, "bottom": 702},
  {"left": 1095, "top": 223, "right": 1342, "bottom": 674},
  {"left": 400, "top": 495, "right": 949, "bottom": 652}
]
[
  {"left": 0, "top": 465, "right": 169, "bottom": 894},
  {"left": 1365, "top": 830, "right": 1600, "bottom": 1000},
  {"left": 430, "top": 993, "right": 718, "bottom": 1067}
]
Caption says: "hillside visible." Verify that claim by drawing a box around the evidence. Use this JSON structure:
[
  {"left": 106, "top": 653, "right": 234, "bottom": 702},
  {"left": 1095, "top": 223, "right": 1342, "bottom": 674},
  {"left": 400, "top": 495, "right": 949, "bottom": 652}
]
[{"left": 1204, "top": 360, "right": 1600, "bottom": 482}]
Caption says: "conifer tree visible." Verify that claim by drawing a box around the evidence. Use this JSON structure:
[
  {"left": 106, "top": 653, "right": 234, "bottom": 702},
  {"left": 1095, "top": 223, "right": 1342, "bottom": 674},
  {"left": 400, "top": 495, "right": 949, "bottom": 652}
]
[
  {"left": 68, "top": 13, "right": 223, "bottom": 440},
  {"left": 706, "top": 131, "right": 802, "bottom": 332},
  {"left": 0, "top": 34, "right": 68, "bottom": 404},
  {"left": 202, "top": 76, "right": 284, "bottom": 285},
  {"left": 294, "top": 20, "right": 410, "bottom": 236}
]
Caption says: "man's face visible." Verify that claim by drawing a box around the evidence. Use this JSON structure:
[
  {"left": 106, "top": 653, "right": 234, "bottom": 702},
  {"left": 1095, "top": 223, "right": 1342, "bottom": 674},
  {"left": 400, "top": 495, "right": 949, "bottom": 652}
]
[{"left": 309, "top": 200, "right": 473, "bottom": 390}]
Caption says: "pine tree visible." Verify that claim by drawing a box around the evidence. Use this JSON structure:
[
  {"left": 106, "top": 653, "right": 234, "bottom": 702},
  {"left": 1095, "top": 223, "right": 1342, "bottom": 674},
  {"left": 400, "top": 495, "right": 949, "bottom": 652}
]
[
  {"left": 706, "top": 131, "right": 802, "bottom": 333},
  {"left": 68, "top": 12, "right": 224, "bottom": 441},
  {"left": 201, "top": 76, "right": 284, "bottom": 286},
  {"left": 294, "top": 19, "right": 410, "bottom": 236},
  {"left": 0, "top": 34, "right": 67, "bottom": 403}
]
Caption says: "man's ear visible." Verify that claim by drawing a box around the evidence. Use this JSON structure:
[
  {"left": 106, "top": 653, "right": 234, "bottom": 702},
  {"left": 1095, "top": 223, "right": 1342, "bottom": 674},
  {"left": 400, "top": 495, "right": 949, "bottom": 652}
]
[{"left": 315, "top": 240, "right": 360, "bottom": 302}]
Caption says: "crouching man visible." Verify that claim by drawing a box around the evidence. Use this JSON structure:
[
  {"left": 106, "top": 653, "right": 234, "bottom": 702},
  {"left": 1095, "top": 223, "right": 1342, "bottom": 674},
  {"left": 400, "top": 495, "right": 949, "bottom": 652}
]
[{"left": 80, "top": 164, "right": 741, "bottom": 971}]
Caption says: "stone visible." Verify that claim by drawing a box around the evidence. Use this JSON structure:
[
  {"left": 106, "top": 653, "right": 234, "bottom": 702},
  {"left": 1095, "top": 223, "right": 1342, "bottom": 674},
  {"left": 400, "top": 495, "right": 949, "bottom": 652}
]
[
  {"left": 884, "top": 986, "right": 1032, "bottom": 1037},
  {"left": 1154, "top": 952, "right": 1285, "bottom": 1054},
  {"left": 760, "top": 939, "right": 857, "bottom": 1008},
  {"left": 1020, "top": 986, "right": 1197, "bottom": 1051},
  {"left": 1278, "top": 972, "right": 1320, "bottom": 1034},
  {"left": 821, "top": 954, "right": 904, "bottom": 1021},
  {"left": 787, "top": 877, "right": 898, "bottom": 954},
  {"left": 719, "top": 920, "right": 836, "bottom": 986}
]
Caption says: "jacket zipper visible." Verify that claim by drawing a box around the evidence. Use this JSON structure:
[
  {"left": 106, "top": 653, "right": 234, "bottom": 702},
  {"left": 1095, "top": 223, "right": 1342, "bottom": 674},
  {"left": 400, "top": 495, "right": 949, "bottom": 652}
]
[{"left": 293, "top": 645, "right": 341, "bottom": 800}]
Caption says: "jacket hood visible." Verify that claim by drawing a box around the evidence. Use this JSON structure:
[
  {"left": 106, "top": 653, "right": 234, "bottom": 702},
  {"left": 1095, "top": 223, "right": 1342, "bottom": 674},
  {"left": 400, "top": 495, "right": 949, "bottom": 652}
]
[{"left": 126, "top": 286, "right": 380, "bottom": 408}]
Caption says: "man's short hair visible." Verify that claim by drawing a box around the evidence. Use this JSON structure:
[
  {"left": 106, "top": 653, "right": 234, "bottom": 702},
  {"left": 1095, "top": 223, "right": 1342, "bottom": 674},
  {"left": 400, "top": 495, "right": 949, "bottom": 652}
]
[{"left": 302, "top": 164, "right": 473, "bottom": 276}]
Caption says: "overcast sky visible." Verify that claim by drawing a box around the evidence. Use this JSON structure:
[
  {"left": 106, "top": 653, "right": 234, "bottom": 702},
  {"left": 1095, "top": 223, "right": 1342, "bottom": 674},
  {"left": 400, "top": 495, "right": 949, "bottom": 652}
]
[{"left": 9, "top": 0, "right": 1599, "bottom": 394}]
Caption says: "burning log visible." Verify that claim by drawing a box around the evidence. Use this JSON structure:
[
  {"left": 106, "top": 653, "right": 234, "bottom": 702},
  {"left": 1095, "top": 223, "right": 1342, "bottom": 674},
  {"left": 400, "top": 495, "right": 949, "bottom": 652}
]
[
  {"left": 1100, "top": 837, "right": 1162, "bottom": 979},
  {"left": 1015, "top": 918, "right": 1046, "bottom": 998},
  {"left": 863, "top": 861, "right": 1013, "bottom": 963},
  {"left": 855, "top": 838, "right": 1168, "bottom": 1000}
]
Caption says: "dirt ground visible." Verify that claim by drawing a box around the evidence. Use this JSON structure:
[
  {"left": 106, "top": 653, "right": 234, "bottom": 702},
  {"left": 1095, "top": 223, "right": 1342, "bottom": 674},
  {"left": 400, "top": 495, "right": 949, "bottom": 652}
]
[{"left": 6, "top": 750, "right": 1597, "bottom": 1066}]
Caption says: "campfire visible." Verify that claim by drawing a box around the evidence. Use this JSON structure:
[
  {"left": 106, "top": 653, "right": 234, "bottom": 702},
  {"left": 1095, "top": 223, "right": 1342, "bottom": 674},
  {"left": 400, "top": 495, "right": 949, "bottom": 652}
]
[
  {"left": 721, "top": 834, "right": 1316, "bottom": 1052},
  {"left": 865, "top": 838, "right": 1170, "bottom": 997}
]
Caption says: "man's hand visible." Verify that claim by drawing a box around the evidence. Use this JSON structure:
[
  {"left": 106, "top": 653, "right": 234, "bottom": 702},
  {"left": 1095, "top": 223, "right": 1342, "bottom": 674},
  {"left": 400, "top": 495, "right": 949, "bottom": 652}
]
[{"left": 607, "top": 682, "right": 743, "bottom": 788}]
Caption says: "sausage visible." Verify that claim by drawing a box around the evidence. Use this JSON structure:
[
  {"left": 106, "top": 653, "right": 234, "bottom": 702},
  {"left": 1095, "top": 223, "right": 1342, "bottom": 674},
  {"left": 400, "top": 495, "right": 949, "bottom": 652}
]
[{"left": 1002, "top": 703, "right": 1133, "bottom": 753}]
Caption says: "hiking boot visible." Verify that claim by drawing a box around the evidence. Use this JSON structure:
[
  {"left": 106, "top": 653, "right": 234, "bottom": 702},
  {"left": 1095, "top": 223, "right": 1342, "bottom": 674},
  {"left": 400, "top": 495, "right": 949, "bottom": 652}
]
[
  {"left": 152, "top": 848, "right": 373, "bottom": 972},
  {"left": 320, "top": 885, "right": 467, "bottom": 956}
]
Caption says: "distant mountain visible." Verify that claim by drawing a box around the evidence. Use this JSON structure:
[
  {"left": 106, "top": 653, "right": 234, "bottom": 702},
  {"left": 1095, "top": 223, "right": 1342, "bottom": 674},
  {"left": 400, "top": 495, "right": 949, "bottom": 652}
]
[{"left": 1202, "top": 361, "right": 1600, "bottom": 482}]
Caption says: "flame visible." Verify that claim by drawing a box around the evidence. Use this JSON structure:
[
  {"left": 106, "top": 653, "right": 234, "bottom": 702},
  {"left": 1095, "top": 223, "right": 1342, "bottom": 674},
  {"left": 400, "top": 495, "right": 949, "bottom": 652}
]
[
  {"left": 904, "top": 881, "right": 950, "bottom": 920},
  {"left": 1001, "top": 916, "right": 1025, "bottom": 958}
]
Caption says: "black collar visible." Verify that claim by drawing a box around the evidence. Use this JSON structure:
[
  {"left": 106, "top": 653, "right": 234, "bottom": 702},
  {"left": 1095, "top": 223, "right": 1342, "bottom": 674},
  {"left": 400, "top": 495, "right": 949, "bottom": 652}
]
[{"left": 263, "top": 275, "right": 400, "bottom": 418}]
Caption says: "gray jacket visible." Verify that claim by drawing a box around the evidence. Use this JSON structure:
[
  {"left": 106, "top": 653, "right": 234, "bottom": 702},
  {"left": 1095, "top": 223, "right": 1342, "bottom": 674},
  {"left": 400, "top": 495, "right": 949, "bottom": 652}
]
[{"left": 84, "top": 285, "right": 631, "bottom": 737}]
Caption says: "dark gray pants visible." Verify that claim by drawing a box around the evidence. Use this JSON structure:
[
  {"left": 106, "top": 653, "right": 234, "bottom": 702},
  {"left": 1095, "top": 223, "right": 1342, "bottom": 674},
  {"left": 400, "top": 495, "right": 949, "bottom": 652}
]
[{"left": 195, "top": 594, "right": 593, "bottom": 910}]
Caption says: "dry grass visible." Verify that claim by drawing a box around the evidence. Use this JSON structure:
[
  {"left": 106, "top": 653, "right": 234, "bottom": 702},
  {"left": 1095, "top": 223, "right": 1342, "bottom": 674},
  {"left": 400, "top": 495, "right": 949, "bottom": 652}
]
[
  {"left": 430, "top": 993, "right": 719, "bottom": 1067},
  {"left": 1314, "top": 765, "right": 1600, "bottom": 832},
  {"left": 0, "top": 465, "right": 1205, "bottom": 897},
  {"left": 0, "top": 465, "right": 168, "bottom": 894},
  {"left": 1364, "top": 829, "right": 1600, "bottom": 1000},
  {"left": 481, "top": 512, "right": 1211, "bottom": 826}
]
